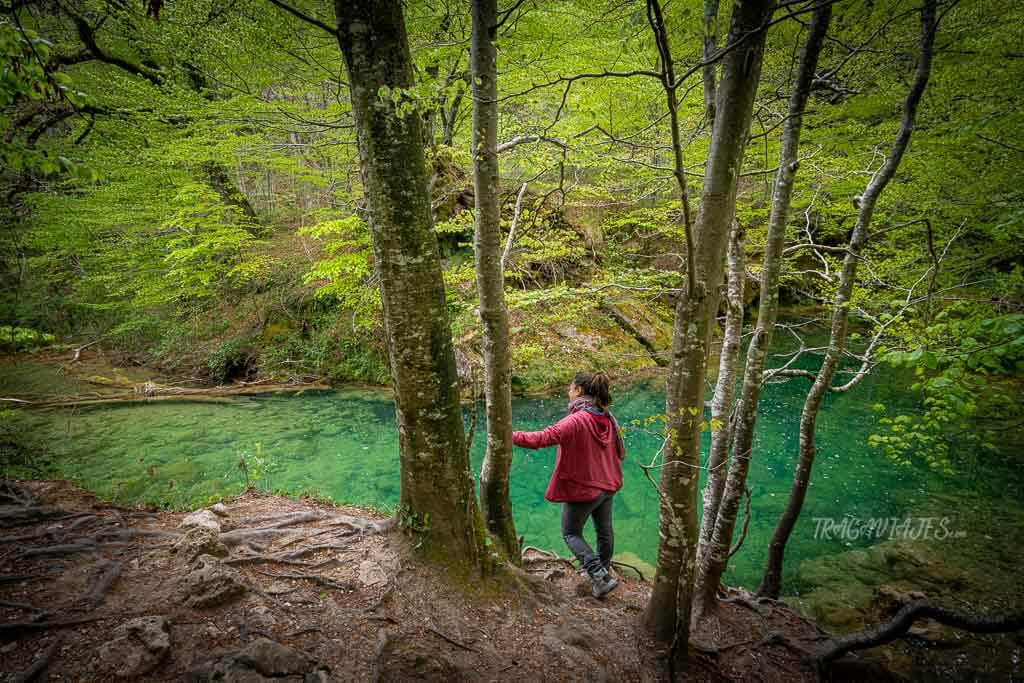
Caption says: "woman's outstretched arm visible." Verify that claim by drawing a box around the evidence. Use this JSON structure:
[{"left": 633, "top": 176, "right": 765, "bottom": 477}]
[{"left": 512, "top": 414, "right": 579, "bottom": 449}]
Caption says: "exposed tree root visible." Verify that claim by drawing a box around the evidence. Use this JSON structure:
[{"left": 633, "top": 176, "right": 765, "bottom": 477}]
[
  {"left": 0, "top": 616, "right": 107, "bottom": 641},
  {"left": 0, "top": 574, "right": 56, "bottom": 585},
  {"left": 219, "top": 529, "right": 306, "bottom": 546},
  {"left": 813, "top": 600, "right": 1024, "bottom": 668},
  {"left": 20, "top": 540, "right": 102, "bottom": 558},
  {"left": 12, "top": 633, "right": 65, "bottom": 683},
  {"left": 0, "top": 480, "right": 36, "bottom": 507},
  {"left": 0, "top": 506, "right": 72, "bottom": 527},
  {"left": 225, "top": 555, "right": 319, "bottom": 568},
  {"left": 253, "top": 569, "right": 354, "bottom": 591},
  {"left": 0, "top": 600, "right": 50, "bottom": 621},
  {"left": 521, "top": 545, "right": 577, "bottom": 572},
  {"left": 426, "top": 625, "right": 478, "bottom": 652},
  {"left": 84, "top": 559, "right": 121, "bottom": 609},
  {"left": 276, "top": 543, "right": 353, "bottom": 561},
  {"left": 221, "top": 513, "right": 391, "bottom": 548},
  {"left": 239, "top": 511, "right": 328, "bottom": 529},
  {"left": 611, "top": 559, "right": 647, "bottom": 581}
]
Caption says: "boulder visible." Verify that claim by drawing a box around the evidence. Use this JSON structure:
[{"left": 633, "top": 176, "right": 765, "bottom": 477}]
[
  {"left": 543, "top": 621, "right": 597, "bottom": 651},
  {"left": 247, "top": 605, "right": 278, "bottom": 631},
  {"left": 187, "top": 637, "right": 329, "bottom": 682},
  {"left": 97, "top": 616, "right": 172, "bottom": 677},
  {"left": 358, "top": 560, "right": 387, "bottom": 587},
  {"left": 180, "top": 509, "right": 222, "bottom": 533},
  {"left": 173, "top": 526, "right": 229, "bottom": 563},
  {"left": 210, "top": 503, "right": 230, "bottom": 517},
  {"left": 178, "top": 554, "right": 246, "bottom": 608},
  {"left": 375, "top": 635, "right": 466, "bottom": 683}
]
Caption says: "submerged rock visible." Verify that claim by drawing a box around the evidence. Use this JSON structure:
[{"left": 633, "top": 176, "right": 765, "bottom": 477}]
[
  {"left": 177, "top": 554, "right": 246, "bottom": 608},
  {"left": 97, "top": 615, "right": 172, "bottom": 677}
]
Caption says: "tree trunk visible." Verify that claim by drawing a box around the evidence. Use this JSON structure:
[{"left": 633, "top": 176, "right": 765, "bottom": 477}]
[
  {"left": 643, "top": 0, "right": 774, "bottom": 649},
  {"left": 702, "top": 0, "right": 720, "bottom": 124},
  {"left": 693, "top": 0, "right": 832, "bottom": 618},
  {"left": 695, "top": 219, "right": 744, "bottom": 572},
  {"left": 335, "top": 0, "right": 487, "bottom": 573},
  {"left": 201, "top": 161, "right": 258, "bottom": 227},
  {"left": 472, "top": 0, "right": 519, "bottom": 560},
  {"left": 757, "top": 0, "right": 937, "bottom": 599}
]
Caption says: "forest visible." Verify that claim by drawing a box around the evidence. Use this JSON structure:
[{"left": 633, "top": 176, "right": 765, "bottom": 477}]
[{"left": 1, "top": 0, "right": 1023, "bottom": 679}]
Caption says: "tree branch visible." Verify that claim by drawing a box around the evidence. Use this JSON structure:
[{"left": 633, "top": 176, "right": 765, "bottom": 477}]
[{"left": 264, "top": 0, "right": 337, "bottom": 36}]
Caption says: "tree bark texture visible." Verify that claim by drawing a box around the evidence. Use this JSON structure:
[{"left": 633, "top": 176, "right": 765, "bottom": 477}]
[
  {"left": 693, "top": 0, "right": 832, "bottom": 617},
  {"left": 695, "top": 219, "right": 744, "bottom": 572},
  {"left": 335, "top": 0, "right": 486, "bottom": 571},
  {"left": 472, "top": 0, "right": 519, "bottom": 560},
  {"left": 702, "top": 0, "right": 720, "bottom": 124},
  {"left": 757, "top": 0, "right": 936, "bottom": 599},
  {"left": 643, "top": 0, "right": 774, "bottom": 648}
]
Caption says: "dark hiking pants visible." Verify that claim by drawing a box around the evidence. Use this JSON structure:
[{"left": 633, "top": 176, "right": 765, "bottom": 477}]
[{"left": 561, "top": 490, "right": 614, "bottom": 576}]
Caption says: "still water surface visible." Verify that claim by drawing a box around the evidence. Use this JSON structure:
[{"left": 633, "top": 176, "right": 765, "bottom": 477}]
[{"left": 22, "top": 360, "right": 1023, "bottom": 593}]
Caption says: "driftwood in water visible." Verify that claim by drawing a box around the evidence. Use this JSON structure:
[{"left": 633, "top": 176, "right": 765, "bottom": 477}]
[{"left": 8, "top": 381, "right": 332, "bottom": 410}]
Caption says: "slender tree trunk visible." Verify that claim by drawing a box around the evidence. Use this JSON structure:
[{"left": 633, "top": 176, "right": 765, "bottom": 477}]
[
  {"left": 693, "top": 0, "right": 733, "bottom": 565},
  {"left": 643, "top": 0, "right": 774, "bottom": 649},
  {"left": 702, "top": 0, "right": 720, "bottom": 124},
  {"left": 472, "top": 0, "right": 519, "bottom": 560},
  {"left": 201, "top": 161, "right": 258, "bottom": 227},
  {"left": 757, "top": 0, "right": 937, "bottom": 599},
  {"left": 335, "top": 0, "right": 487, "bottom": 572},
  {"left": 695, "top": 219, "right": 744, "bottom": 570},
  {"left": 693, "top": 2, "right": 833, "bottom": 618}
]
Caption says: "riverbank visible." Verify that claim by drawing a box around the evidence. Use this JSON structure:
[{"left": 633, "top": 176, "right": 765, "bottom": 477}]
[
  {"left": 1, "top": 479, "right": 841, "bottom": 681},
  {"left": 4, "top": 356, "right": 1022, "bottom": 679}
]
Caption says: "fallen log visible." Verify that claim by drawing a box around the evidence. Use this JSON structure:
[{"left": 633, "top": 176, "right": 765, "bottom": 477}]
[{"left": 14, "top": 382, "right": 333, "bottom": 410}]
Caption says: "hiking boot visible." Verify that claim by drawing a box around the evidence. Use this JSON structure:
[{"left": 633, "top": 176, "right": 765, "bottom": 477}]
[{"left": 589, "top": 568, "right": 620, "bottom": 599}]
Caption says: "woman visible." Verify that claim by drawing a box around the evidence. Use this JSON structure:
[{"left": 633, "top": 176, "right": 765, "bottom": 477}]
[{"left": 512, "top": 371, "right": 626, "bottom": 598}]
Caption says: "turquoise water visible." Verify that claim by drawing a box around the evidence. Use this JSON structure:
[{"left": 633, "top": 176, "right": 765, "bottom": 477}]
[{"left": 12, "top": 361, "right": 1024, "bottom": 592}]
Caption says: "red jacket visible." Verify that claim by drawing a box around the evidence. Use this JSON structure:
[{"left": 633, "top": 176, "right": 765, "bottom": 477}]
[{"left": 513, "top": 407, "right": 624, "bottom": 502}]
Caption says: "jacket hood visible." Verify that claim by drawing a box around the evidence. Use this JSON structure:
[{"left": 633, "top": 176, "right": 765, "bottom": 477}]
[
  {"left": 568, "top": 400, "right": 625, "bottom": 458},
  {"left": 578, "top": 410, "right": 617, "bottom": 444}
]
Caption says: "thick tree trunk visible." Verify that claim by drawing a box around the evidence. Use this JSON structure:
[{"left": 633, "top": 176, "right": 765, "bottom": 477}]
[
  {"left": 695, "top": 219, "right": 744, "bottom": 570},
  {"left": 472, "top": 0, "right": 519, "bottom": 560},
  {"left": 693, "top": 2, "right": 832, "bottom": 617},
  {"left": 335, "top": 0, "right": 487, "bottom": 572},
  {"left": 643, "top": 0, "right": 774, "bottom": 649},
  {"left": 757, "top": 0, "right": 937, "bottom": 599}
]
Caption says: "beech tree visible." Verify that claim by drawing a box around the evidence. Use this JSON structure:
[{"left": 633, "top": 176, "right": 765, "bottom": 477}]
[
  {"left": 643, "top": 0, "right": 775, "bottom": 650},
  {"left": 692, "top": 0, "right": 832, "bottom": 618},
  {"left": 757, "top": 0, "right": 939, "bottom": 598},
  {"left": 472, "top": 0, "right": 519, "bottom": 560},
  {"left": 335, "top": 0, "right": 488, "bottom": 570}
]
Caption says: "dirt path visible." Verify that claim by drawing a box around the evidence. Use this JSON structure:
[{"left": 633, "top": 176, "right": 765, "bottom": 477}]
[{"left": 0, "top": 480, "right": 864, "bottom": 681}]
